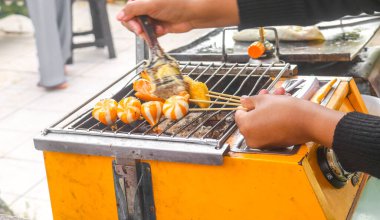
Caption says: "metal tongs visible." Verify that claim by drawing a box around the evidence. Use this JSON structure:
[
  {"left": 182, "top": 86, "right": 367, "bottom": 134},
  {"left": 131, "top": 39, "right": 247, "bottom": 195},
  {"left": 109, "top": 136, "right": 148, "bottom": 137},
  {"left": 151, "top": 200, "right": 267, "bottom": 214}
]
[{"left": 138, "top": 16, "right": 186, "bottom": 99}]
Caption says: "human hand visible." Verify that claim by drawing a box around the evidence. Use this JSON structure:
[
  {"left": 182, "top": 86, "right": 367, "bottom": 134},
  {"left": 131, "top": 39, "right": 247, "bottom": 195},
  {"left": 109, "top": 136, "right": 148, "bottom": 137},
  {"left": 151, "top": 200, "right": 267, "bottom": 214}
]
[
  {"left": 258, "top": 87, "right": 288, "bottom": 95},
  {"left": 116, "top": 0, "right": 240, "bottom": 37},
  {"left": 234, "top": 90, "right": 345, "bottom": 148}
]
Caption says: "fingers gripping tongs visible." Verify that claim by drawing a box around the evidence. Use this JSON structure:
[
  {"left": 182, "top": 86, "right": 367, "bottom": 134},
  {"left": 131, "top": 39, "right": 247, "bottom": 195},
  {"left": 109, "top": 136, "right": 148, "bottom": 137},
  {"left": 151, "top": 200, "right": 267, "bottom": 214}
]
[{"left": 138, "top": 16, "right": 186, "bottom": 99}]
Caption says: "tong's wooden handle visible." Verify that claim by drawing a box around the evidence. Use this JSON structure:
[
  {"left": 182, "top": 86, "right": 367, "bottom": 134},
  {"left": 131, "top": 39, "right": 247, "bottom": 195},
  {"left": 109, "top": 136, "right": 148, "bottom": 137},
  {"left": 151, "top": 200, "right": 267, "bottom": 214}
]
[{"left": 138, "top": 15, "right": 159, "bottom": 48}]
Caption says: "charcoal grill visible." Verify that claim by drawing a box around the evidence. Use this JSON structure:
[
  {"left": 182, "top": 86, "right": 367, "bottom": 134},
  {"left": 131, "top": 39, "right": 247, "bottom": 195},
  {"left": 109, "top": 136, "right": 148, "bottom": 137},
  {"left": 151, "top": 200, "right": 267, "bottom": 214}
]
[
  {"left": 35, "top": 61, "right": 297, "bottom": 165},
  {"left": 34, "top": 61, "right": 372, "bottom": 220},
  {"left": 34, "top": 24, "right": 374, "bottom": 219}
]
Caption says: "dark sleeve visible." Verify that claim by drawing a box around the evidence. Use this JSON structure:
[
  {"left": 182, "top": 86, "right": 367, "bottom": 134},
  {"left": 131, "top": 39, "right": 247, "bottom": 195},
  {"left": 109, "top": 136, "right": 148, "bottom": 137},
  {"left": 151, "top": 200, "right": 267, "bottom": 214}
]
[
  {"left": 237, "top": 0, "right": 380, "bottom": 29},
  {"left": 333, "top": 112, "right": 380, "bottom": 178}
]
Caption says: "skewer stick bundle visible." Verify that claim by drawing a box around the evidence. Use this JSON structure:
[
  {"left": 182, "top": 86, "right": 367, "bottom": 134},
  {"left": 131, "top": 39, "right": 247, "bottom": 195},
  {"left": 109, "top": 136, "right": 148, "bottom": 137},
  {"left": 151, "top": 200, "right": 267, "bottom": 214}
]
[
  {"left": 189, "top": 99, "right": 242, "bottom": 107},
  {"left": 189, "top": 107, "right": 247, "bottom": 111},
  {"left": 206, "top": 94, "right": 241, "bottom": 103},
  {"left": 208, "top": 91, "right": 241, "bottom": 100},
  {"left": 188, "top": 91, "right": 246, "bottom": 111}
]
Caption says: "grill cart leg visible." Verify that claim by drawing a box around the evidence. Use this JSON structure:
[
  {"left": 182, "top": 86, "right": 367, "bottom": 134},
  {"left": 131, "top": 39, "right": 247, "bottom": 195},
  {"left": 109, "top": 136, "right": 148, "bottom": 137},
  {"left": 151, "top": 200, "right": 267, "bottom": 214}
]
[{"left": 113, "top": 159, "right": 156, "bottom": 220}]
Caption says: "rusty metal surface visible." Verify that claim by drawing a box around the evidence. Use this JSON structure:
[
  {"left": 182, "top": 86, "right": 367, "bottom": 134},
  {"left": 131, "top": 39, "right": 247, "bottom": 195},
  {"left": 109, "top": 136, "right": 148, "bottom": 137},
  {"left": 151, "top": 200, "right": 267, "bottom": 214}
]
[
  {"left": 171, "top": 17, "right": 380, "bottom": 62},
  {"left": 276, "top": 20, "right": 380, "bottom": 62}
]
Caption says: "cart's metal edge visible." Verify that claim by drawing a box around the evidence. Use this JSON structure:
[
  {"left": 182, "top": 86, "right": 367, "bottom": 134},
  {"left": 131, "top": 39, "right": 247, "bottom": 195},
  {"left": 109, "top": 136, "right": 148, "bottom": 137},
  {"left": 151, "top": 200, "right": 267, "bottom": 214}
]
[
  {"left": 34, "top": 133, "right": 228, "bottom": 165},
  {"left": 170, "top": 53, "right": 353, "bottom": 63}
]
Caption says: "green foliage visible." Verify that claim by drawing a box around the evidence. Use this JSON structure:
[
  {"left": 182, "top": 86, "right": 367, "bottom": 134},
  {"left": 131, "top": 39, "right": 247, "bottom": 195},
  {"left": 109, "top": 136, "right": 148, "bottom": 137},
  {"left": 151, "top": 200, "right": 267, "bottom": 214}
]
[{"left": 0, "top": 0, "right": 28, "bottom": 19}]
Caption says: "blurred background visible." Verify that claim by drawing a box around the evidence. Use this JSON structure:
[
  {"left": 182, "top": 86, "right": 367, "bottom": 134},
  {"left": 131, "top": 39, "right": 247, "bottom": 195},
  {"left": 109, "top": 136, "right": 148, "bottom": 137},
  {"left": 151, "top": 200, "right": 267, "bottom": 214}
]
[
  {"left": 0, "top": 0, "right": 213, "bottom": 219},
  {"left": 1, "top": 0, "right": 380, "bottom": 219}
]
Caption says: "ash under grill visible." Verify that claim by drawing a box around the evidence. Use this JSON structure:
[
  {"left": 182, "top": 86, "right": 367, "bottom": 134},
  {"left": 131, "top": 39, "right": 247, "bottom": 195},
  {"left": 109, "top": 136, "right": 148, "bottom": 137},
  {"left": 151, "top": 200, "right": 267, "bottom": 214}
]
[{"left": 34, "top": 62, "right": 295, "bottom": 165}]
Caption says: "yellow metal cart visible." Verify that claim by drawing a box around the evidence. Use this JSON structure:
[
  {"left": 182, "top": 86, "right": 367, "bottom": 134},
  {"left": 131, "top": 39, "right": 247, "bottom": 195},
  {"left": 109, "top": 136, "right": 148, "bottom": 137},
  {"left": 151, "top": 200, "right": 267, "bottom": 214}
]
[{"left": 35, "top": 62, "right": 369, "bottom": 220}]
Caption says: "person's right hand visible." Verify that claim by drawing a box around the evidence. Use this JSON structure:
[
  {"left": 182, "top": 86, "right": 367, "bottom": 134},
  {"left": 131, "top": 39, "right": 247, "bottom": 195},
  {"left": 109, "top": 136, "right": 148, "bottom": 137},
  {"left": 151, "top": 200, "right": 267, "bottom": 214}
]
[
  {"left": 116, "top": 0, "right": 240, "bottom": 37},
  {"left": 234, "top": 91, "right": 345, "bottom": 148}
]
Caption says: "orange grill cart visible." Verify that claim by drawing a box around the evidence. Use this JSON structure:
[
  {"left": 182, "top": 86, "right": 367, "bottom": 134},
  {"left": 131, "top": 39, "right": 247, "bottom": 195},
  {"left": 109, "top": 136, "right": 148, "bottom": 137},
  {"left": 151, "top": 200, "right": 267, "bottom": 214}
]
[{"left": 35, "top": 62, "right": 368, "bottom": 220}]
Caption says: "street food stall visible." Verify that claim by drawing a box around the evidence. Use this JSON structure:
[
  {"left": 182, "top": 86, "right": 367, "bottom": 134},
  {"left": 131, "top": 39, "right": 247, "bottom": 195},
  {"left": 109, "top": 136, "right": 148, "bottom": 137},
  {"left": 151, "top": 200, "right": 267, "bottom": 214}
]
[{"left": 34, "top": 15, "right": 379, "bottom": 220}]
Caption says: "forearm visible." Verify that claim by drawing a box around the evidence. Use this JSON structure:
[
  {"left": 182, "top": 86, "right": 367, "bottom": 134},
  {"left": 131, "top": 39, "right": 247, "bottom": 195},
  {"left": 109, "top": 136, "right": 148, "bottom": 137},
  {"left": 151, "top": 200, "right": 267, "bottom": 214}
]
[
  {"left": 333, "top": 112, "right": 380, "bottom": 178},
  {"left": 306, "top": 105, "right": 345, "bottom": 147},
  {"left": 237, "top": 0, "right": 380, "bottom": 29},
  {"left": 302, "top": 106, "right": 380, "bottom": 178}
]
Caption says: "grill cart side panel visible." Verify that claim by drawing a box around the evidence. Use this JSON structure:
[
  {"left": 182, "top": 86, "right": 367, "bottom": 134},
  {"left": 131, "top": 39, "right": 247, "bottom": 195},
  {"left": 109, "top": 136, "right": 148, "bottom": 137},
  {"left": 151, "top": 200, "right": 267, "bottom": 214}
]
[{"left": 43, "top": 152, "right": 118, "bottom": 219}]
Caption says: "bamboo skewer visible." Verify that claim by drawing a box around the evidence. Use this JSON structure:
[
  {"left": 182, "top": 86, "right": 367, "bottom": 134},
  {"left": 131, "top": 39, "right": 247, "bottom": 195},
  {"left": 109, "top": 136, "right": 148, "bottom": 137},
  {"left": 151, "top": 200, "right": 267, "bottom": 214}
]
[
  {"left": 189, "top": 107, "right": 247, "bottom": 111},
  {"left": 206, "top": 94, "right": 241, "bottom": 103},
  {"left": 189, "top": 99, "right": 242, "bottom": 106},
  {"left": 208, "top": 91, "right": 241, "bottom": 100},
  {"left": 188, "top": 91, "right": 246, "bottom": 111}
]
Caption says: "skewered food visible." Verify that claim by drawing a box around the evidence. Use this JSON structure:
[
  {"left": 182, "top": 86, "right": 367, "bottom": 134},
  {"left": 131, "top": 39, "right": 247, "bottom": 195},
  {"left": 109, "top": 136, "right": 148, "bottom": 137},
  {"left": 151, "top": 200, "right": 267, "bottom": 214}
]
[
  {"left": 140, "top": 70, "right": 153, "bottom": 81},
  {"left": 163, "top": 95, "right": 189, "bottom": 120},
  {"left": 92, "top": 99, "right": 118, "bottom": 126},
  {"left": 137, "top": 69, "right": 189, "bottom": 101},
  {"left": 117, "top": 97, "right": 141, "bottom": 124},
  {"left": 147, "top": 61, "right": 188, "bottom": 100},
  {"left": 183, "top": 76, "right": 210, "bottom": 108},
  {"left": 133, "top": 79, "right": 152, "bottom": 94},
  {"left": 133, "top": 79, "right": 165, "bottom": 102},
  {"left": 141, "top": 101, "right": 163, "bottom": 126},
  {"left": 178, "top": 90, "right": 191, "bottom": 100},
  {"left": 138, "top": 15, "right": 186, "bottom": 100}
]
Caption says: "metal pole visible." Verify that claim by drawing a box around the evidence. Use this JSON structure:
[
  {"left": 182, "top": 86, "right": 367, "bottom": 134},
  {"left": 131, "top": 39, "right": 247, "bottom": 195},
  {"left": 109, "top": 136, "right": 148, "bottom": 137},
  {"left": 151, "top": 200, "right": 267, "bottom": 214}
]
[{"left": 136, "top": 36, "right": 149, "bottom": 64}]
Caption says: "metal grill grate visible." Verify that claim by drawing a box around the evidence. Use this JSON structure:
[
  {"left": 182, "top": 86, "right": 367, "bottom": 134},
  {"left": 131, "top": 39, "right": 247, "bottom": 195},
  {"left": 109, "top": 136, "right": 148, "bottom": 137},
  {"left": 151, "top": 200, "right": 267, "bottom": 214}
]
[
  {"left": 44, "top": 62, "right": 294, "bottom": 149},
  {"left": 35, "top": 61, "right": 297, "bottom": 164}
]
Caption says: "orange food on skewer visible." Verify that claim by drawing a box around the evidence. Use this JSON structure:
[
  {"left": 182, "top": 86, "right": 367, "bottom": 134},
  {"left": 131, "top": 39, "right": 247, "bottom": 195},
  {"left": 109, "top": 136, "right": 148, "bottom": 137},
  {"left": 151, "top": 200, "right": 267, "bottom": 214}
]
[
  {"left": 183, "top": 76, "right": 210, "bottom": 108},
  {"left": 92, "top": 99, "right": 118, "bottom": 126},
  {"left": 247, "top": 41, "right": 265, "bottom": 59},
  {"left": 133, "top": 78, "right": 153, "bottom": 94},
  {"left": 133, "top": 79, "right": 165, "bottom": 102},
  {"left": 141, "top": 101, "right": 163, "bottom": 126},
  {"left": 163, "top": 95, "right": 189, "bottom": 120},
  {"left": 140, "top": 70, "right": 153, "bottom": 81},
  {"left": 135, "top": 92, "right": 165, "bottom": 102},
  {"left": 117, "top": 97, "right": 141, "bottom": 124},
  {"left": 178, "top": 90, "right": 191, "bottom": 100}
]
